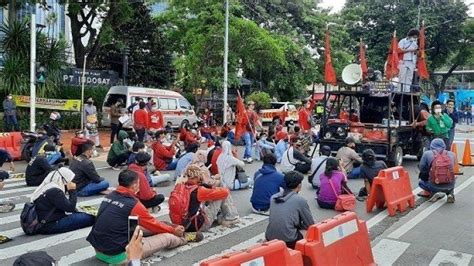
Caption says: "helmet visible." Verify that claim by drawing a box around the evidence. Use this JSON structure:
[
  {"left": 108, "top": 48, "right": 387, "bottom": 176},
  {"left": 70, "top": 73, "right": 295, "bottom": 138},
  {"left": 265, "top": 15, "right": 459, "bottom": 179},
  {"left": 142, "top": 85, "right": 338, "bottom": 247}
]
[{"left": 50, "top": 111, "right": 61, "bottom": 121}]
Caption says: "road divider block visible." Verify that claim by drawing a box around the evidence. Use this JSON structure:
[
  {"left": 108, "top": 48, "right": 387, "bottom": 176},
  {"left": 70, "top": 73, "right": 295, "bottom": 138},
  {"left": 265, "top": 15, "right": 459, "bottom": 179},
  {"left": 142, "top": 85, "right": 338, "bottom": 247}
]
[
  {"left": 366, "top": 166, "right": 415, "bottom": 216},
  {"left": 295, "top": 211, "right": 375, "bottom": 266},
  {"left": 0, "top": 132, "right": 22, "bottom": 160}
]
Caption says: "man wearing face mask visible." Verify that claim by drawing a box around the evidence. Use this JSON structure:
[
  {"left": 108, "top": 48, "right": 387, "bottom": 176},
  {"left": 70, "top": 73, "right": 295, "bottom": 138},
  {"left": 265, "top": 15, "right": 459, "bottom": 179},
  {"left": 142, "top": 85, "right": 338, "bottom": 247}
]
[
  {"left": 398, "top": 29, "right": 419, "bottom": 92},
  {"left": 148, "top": 102, "right": 164, "bottom": 133},
  {"left": 84, "top": 96, "right": 101, "bottom": 149},
  {"left": 298, "top": 98, "right": 316, "bottom": 133},
  {"left": 426, "top": 101, "right": 453, "bottom": 147},
  {"left": 2, "top": 94, "right": 19, "bottom": 132},
  {"left": 110, "top": 99, "right": 124, "bottom": 144}
]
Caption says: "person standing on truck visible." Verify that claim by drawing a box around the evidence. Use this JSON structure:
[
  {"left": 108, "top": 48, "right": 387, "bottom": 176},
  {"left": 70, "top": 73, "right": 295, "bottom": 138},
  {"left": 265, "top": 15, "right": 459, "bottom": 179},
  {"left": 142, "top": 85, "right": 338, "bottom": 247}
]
[{"left": 398, "top": 29, "right": 419, "bottom": 92}]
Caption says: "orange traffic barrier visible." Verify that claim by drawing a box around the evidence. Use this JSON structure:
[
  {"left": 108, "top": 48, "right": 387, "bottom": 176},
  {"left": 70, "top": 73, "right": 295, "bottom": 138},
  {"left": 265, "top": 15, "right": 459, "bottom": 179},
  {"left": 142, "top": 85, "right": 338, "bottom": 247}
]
[
  {"left": 200, "top": 240, "right": 303, "bottom": 266},
  {"left": 0, "top": 132, "right": 22, "bottom": 160},
  {"left": 366, "top": 166, "right": 415, "bottom": 216},
  {"left": 451, "top": 143, "right": 463, "bottom": 175},
  {"left": 459, "top": 139, "right": 474, "bottom": 166},
  {"left": 295, "top": 212, "right": 375, "bottom": 266}
]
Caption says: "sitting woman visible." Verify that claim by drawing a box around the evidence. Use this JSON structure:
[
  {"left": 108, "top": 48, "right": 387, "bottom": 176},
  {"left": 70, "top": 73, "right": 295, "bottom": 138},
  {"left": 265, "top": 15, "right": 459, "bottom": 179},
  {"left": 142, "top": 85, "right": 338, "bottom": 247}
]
[
  {"left": 358, "top": 149, "right": 387, "bottom": 200},
  {"left": 30, "top": 167, "right": 95, "bottom": 234},
  {"left": 217, "top": 141, "right": 253, "bottom": 190},
  {"left": 316, "top": 158, "right": 353, "bottom": 209}
]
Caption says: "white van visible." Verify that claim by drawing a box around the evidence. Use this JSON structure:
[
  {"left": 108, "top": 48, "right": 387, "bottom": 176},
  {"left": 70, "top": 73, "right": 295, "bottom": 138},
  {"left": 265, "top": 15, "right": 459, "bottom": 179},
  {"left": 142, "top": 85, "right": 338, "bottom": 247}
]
[{"left": 101, "top": 86, "right": 198, "bottom": 128}]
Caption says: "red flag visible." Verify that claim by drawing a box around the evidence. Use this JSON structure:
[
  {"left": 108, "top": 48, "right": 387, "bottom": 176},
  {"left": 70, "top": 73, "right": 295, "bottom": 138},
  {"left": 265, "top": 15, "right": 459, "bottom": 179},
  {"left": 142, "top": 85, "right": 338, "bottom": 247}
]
[
  {"left": 324, "top": 30, "right": 337, "bottom": 85},
  {"left": 234, "top": 94, "right": 247, "bottom": 141},
  {"left": 359, "top": 39, "right": 368, "bottom": 80},
  {"left": 417, "top": 25, "right": 429, "bottom": 80},
  {"left": 385, "top": 32, "right": 399, "bottom": 80},
  {"left": 279, "top": 106, "right": 287, "bottom": 125}
]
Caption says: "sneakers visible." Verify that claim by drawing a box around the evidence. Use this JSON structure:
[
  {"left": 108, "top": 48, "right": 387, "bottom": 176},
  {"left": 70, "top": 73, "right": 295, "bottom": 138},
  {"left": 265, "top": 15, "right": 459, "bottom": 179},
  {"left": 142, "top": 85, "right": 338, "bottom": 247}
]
[
  {"left": 428, "top": 192, "right": 445, "bottom": 202},
  {"left": 111, "top": 166, "right": 122, "bottom": 171},
  {"left": 219, "top": 218, "right": 240, "bottom": 227},
  {"left": 356, "top": 196, "right": 367, "bottom": 202},
  {"left": 244, "top": 158, "right": 253, "bottom": 164},
  {"left": 446, "top": 194, "right": 455, "bottom": 203},
  {"left": 184, "top": 232, "right": 204, "bottom": 242},
  {"left": 252, "top": 207, "right": 270, "bottom": 216},
  {"left": 0, "top": 203, "right": 15, "bottom": 213}
]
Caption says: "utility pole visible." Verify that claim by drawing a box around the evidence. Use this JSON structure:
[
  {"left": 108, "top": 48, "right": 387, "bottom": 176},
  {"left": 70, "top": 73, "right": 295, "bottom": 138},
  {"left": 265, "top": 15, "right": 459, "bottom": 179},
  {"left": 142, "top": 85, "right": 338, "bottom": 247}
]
[
  {"left": 29, "top": 3, "right": 37, "bottom": 132},
  {"left": 223, "top": 0, "right": 229, "bottom": 124},
  {"left": 122, "top": 47, "right": 129, "bottom": 86},
  {"left": 80, "top": 55, "right": 87, "bottom": 130}
]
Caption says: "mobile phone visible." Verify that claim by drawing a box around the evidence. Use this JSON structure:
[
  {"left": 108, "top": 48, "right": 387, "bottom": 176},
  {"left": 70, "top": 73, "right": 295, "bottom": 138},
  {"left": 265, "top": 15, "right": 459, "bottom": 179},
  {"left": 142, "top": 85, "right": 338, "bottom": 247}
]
[{"left": 128, "top": 216, "right": 139, "bottom": 242}]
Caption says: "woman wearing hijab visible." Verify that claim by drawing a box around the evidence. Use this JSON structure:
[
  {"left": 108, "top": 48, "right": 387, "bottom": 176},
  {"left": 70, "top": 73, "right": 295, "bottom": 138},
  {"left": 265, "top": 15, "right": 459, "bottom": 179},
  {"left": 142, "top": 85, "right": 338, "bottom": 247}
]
[
  {"left": 217, "top": 141, "right": 253, "bottom": 190},
  {"left": 30, "top": 167, "right": 95, "bottom": 234}
]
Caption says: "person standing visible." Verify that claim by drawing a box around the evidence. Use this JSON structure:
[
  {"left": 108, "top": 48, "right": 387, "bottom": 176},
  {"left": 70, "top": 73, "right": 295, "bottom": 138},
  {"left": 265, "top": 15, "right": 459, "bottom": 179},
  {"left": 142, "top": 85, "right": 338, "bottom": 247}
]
[
  {"left": 444, "top": 99, "right": 458, "bottom": 149},
  {"left": 3, "top": 94, "right": 19, "bottom": 132},
  {"left": 426, "top": 101, "right": 453, "bottom": 147},
  {"left": 298, "top": 98, "right": 316, "bottom": 133},
  {"left": 84, "top": 97, "right": 101, "bottom": 149},
  {"left": 398, "top": 29, "right": 419, "bottom": 92},
  {"left": 109, "top": 99, "right": 124, "bottom": 145},
  {"left": 148, "top": 102, "right": 164, "bottom": 133},
  {"left": 242, "top": 101, "right": 262, "bottom": 163},
  {"left": 133, "top": 102, "right": 148, "bottom": 142}
]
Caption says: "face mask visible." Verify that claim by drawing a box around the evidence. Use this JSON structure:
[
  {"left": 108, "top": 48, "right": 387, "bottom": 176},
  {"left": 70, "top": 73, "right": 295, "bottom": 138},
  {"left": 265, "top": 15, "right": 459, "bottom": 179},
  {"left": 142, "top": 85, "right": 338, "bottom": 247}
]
[
  {"left": 7, "top": 96, "right": 12, "bottom": 100},
  {"left": 77, "top": 134, "right": 84, "bottom": 138},
  {"left": 151, "top": 107, "right": 158, "bottom": 111},
  {"left": 434, "top": 108, "right": 442, "bottom": 114},
  {"left": 87, "top": 101, "right": 93, "bottom": 105}
]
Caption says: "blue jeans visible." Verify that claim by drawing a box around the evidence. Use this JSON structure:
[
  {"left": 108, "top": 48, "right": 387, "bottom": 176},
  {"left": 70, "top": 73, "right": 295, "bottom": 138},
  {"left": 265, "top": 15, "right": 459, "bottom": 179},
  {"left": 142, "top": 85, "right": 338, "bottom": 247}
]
[
  {"left": 4, "top": 115, "right": 19, "bottom": 132},
  {"left": 40, "top": 212, "right": 95, "bottom": 234},
  {"left": 348, "top": 167, "right": 361, "bottom": 179},
  {"left": 419, "top": 179, "right": 455, "bottom": 195},
  {"left": 166, "top": 159, "right": 178, "bottom": 170},
  {"left": 243, "top": 132, "right": 253, "bottom": 159},
  {"left": 77, "top": 180, "right": 110, "bottom": 197}
]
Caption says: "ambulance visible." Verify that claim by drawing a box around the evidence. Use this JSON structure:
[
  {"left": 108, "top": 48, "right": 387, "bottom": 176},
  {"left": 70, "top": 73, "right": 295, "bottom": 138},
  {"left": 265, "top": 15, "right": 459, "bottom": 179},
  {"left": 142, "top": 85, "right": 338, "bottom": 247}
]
[{"left": 259, "top": 102, "right": 298, "bottom": 125}]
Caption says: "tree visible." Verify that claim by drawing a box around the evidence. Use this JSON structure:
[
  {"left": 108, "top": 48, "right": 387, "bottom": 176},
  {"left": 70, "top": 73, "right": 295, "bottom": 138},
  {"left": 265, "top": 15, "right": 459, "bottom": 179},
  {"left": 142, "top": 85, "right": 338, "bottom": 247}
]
[{"left": 341, "top": 0, "right": 470, "bottom": 95}]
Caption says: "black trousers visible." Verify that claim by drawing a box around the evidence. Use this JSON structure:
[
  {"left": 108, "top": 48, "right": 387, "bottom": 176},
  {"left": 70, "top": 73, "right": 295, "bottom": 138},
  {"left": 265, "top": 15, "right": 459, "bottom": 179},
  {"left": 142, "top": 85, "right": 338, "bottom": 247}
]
[
  {"left": 107, "top": 152, "right": 131, "bottom": 167},
  {"left": 135, "top": 128, "right": 146, "bottom": 142},
  {"left": 140, "top": 194, "right": 165, "bottom": 209},
  {"left": 110, "top": 123, "right": 122, "bottom": 144},
  {"left": 295, "top": 163, "right": 311, "bottom": 174}
]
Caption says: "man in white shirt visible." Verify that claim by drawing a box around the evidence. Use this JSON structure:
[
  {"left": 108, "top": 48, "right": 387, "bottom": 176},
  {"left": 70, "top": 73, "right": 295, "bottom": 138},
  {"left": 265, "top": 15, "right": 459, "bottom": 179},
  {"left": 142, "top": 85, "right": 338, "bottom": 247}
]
[
  {"left": 309, "top": 145, "right": 331, "bottom": 190},
  {"left": 398, "top": 29, "right": 419, "bottom": 92}
]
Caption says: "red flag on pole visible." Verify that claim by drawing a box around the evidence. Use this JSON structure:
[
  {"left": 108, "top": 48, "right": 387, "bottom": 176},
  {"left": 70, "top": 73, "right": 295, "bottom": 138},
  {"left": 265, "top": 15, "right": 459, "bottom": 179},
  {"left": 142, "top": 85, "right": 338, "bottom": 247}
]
[
  {"left": 359, "top": 39, "right": 368, "bottom": 80},
  {"left": 324, "top": 30, "right": 337, "bottom": 85},
  {"left": 385, "top": 31, "right": 399, "bottom": 80},
  {"left": 417, "top": 24, "right": 429, "bottom": 80},
  {"left": 234, "top": 93, "right": 248, "bottom": 141}
]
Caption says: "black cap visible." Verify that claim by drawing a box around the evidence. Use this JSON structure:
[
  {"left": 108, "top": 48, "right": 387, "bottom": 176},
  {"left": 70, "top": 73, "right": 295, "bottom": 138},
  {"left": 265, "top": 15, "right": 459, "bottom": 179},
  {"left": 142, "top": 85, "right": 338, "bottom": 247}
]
[
  {"left": 135, "top": 152, "right": 151, "bottom": 165},
  {"left": 13, "top": 251, "right": 55, "bottom": 266},
  {"left": 320, "top": 145, "right": 331, "bottom": 155},
  {"left": 44, "top": 144, "right": 56, "bottom": 152},
  {"left": 345, "top": 136, "right": 355, "bottom": 145}
]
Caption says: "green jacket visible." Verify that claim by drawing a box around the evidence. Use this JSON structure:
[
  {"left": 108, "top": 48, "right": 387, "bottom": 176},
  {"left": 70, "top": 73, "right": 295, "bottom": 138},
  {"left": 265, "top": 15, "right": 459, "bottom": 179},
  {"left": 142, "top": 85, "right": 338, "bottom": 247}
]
[
  {"left": 425, "top": 113, "right": 453, "bottom": 138},
  {"left": 107, "top": 130, "right": 129, "bottom": 163}
]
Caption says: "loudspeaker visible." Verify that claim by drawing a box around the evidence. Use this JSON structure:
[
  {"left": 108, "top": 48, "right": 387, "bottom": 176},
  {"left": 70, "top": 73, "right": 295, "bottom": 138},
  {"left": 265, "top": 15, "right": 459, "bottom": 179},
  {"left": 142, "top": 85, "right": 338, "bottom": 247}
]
[{"left": 342, "top": 64, "right": 362, "bottom": 85}]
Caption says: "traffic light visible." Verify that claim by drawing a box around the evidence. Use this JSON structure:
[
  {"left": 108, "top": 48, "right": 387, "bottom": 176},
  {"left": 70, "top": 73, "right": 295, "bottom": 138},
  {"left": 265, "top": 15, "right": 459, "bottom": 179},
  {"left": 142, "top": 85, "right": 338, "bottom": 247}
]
[{"left": 36, "top": 66, "right": 46, "bottom": 84}]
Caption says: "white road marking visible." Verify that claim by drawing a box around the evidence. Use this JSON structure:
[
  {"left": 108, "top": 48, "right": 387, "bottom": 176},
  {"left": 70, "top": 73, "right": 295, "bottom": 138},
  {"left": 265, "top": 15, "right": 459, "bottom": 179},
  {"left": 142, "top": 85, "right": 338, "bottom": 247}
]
[
  {"left": 3, "top": 178, "right": 24, "bottom": 184},
  {"left": 0, "top": 186, "right": 36, "bottom": 196},
  {"left": 388, "top": 175, "right": 474, "bottom": 239},
  {"left": 372, "top": 239, "right": 411, "bottom": 266},
  {"left": 429, "top": 249, "right": 473, "bottom": 266},
  {"left": 3, "top": 182, "right": 26, "bottom": 188},
  {"left": 57, "top": 246, "right": 95, "bottom": 266}
]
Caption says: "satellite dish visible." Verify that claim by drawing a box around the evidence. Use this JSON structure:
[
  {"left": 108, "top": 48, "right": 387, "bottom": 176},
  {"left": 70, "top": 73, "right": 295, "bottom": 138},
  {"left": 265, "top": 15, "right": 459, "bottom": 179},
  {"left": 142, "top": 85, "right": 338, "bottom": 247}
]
[{"left": 342, "top": 64, "right": 363, "bottom": 85}]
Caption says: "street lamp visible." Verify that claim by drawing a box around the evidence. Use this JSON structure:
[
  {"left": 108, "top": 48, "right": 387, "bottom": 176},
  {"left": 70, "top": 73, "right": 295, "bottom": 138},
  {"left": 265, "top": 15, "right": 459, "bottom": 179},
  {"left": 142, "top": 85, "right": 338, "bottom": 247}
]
[
  {"left": 223, "top": 0, "right": 229, "bottom": 124},
  {"left": 29, "top": 3, "right": 37, "bottom": 132}
]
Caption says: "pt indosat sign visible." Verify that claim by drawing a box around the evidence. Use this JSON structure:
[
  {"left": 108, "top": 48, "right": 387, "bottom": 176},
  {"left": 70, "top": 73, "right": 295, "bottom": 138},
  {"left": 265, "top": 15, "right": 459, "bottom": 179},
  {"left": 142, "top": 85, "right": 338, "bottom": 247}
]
[{"left": 63, "top": 68, "right": 119, "bottom": 86}]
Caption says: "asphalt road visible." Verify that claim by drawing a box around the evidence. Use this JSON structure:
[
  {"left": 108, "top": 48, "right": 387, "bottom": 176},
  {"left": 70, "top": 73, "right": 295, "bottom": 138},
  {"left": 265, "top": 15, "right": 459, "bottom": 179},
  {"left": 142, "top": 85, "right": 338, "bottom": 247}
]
[{"left": 1, "top": 134, "right": 473, "bottom": 265}]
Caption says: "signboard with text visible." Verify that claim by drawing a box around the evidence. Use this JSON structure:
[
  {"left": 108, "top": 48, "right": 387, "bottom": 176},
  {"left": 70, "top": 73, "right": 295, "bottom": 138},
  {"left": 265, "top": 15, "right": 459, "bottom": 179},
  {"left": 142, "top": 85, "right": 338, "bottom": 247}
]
[
  {"left": 12, "top": 95, "right": 81, "bottom": 112},
  {"left": 62, "top": 68, "right": 119, "bottom": 86}
]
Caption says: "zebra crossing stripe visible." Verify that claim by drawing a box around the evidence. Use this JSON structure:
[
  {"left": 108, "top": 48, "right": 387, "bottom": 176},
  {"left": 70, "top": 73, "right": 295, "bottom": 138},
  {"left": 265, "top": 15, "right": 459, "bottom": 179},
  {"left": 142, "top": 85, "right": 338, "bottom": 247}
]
[
  {"left": 0, "top": 186, "right": 36, "bottom": 196},
  {"left": 372, "top": 239, "right": 411, "bottom": 266},
  {"left": 57, "top": 246, "right": 95, "bottom": 266},
  {"left": 429, "top": 249, "right": 473, "bottom": 266}
]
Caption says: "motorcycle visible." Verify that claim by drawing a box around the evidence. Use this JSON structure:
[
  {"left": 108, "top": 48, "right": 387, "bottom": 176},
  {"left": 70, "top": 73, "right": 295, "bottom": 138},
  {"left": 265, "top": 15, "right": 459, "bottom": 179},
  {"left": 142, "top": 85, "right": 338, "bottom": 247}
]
[{"left": 20, "top": 131, "right": 39, "bottom": 162}]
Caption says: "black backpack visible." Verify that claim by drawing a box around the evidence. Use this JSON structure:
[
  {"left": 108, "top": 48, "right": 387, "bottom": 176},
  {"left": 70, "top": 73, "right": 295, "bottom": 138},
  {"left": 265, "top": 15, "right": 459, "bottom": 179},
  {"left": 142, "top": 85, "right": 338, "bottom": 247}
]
[{"left": 20, "top": 196, "right": 55, "bottom": 235}]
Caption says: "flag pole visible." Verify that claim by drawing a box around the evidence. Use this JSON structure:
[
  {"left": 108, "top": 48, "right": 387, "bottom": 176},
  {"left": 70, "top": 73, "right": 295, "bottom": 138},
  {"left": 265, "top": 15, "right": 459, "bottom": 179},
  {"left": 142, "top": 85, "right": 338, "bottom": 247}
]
[{"left": 236, "top": 90, "right": 256, "bottom": 137}]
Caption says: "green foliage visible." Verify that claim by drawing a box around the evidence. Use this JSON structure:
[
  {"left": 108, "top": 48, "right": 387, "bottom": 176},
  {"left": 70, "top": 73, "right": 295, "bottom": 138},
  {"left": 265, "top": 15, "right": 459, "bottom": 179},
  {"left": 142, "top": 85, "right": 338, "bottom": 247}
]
[{"left": 245, "top": 91, "right": 271, "bottom": 109}]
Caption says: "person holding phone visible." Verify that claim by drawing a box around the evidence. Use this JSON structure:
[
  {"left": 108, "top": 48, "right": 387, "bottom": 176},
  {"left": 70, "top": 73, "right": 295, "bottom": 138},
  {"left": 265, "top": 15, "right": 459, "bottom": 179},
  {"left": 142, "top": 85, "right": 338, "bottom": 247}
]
[
  {"left": 30, "top": 167, "right": 95, "bottom": 234},
  {"left": 87, "top": 170, "right": 198, "bottom": 264}
]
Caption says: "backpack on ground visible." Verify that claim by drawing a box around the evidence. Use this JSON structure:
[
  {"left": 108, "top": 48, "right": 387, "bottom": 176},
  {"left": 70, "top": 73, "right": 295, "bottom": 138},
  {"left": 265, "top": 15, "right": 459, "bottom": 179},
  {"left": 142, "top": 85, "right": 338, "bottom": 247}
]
[
  {"left": 429, "top": 150, "right": 455, "bottom": 184},
  {"left": 169, "top": 183, "right": 199, "bottom": 225},
  {"left": 20, "top": 200, "right": 55, "bottom": 235}
]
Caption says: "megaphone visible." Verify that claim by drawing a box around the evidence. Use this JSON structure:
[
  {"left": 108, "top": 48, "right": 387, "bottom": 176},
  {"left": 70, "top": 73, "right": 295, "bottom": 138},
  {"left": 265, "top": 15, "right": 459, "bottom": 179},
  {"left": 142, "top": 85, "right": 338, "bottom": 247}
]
[{"left": 342, "top": 64, "right": 363, "bottom": 85}]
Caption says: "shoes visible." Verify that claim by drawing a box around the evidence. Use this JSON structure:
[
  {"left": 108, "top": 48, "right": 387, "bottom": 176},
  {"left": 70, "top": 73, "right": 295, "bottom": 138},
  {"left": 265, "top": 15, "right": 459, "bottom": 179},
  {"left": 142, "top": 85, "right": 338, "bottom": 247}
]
[
  {"left": 446, "top": 194, "right": 455, "bottom": 203},
  {"left": 356, "top": 196, "right": 367, "bottom": 202},
  {"left": 111, "top": 166, "right": 122, "bottom": 171},
  {"left": 96, "top": 145, "right": 104, "bottom": 150},
  {"left": 184, "top": 232, "right": 204, "bottom": 242},
  {"left": 252, "top": 208, "right": 269, "bottom": 216},
  {"left": 428, "top": 192, "right": 445, "bottom": 202},
  {"left": 151, "top": 205, "right": 161, "bottom": 213},
  {"left": 0, "top": 203, "right": 15, "bottom": 213},
  {"left": 417, "top": 190, "right": 431, "bottom": 198},
  {"left": 219, "top": 218, "right": 240, "bottom": 227},
  {"left": 244, "top": 158, "right": 253, "bottom": 164}
]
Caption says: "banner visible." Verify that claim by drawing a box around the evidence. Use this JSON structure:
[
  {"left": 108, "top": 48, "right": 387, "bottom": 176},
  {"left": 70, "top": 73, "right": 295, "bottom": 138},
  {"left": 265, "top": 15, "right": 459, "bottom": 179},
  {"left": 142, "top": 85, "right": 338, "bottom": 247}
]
[
  {"left": 12, "top": 95, "right": 81, "bottom": 112},
  {"left": 62, "top": 68, "right": 119, "bottom": 86}
]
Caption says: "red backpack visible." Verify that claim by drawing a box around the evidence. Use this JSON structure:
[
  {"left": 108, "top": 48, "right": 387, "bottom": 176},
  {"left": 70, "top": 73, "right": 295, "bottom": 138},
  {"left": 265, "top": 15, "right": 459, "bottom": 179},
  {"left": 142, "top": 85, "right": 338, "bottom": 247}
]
[
  {"left": 169, "top": 183, "right": 198, "bottom": 225},
  {"left": 429, "top": 150, "right": 455, "bottom": 184}
]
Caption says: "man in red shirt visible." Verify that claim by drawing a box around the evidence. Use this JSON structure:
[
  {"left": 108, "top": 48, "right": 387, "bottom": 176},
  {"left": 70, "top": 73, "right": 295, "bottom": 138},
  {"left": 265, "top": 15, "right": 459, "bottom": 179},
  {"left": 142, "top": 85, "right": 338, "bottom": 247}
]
[
  {"left": 148, "top": 102, "right": 164, "bottom": 132},
  {"left": 152, "top": 130, "right": 178, "bottom": 170},
  {"left": 133, "top": 102, "right": 148, "bottom": 142},
  {"left": 71, "top": 130, "right": 94, "bottom": 157},
  {"left": 128, "top": 152, "right": 165, "bottom": 209},
  {"left": 243, "top": 101, "right": 262, "bottom": 163},
  {"left": 298, "top": 98, "right": 316, "bottom": 133}
]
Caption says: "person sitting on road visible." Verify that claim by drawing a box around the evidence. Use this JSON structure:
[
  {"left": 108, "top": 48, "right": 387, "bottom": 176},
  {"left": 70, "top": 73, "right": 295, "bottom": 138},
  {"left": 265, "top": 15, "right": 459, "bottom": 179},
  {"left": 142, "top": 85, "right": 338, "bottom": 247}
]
[
  {"left": 336, "top": 136, "right": 363, "bottom": 179},
  {"left": 426, "top": 100, "right": 453, "bottom": 147},
  {"left": 175, "top": 143, "right": 199, "bottom": 179},
  {"left": 128, "top": 152, "right": 165, "bottom": 209},
  {"left": 25, "top": 145, "right": 57, "bottom": 186},
  {"left": 317, "top": 157, "right": 353, "bottom": 209},
  {"left": 127, "top": 141, "right": 146, "bottom": 165},
  {"left": 207, "top": 140, "right": 222, "bottom": 176},
  {"left": 274, "top": 132, "right": 289, "bottom": 164},
  {"left": 265, "top": 171, "right": 314, "bottom": 249},
  {"left": 280, "top": 137, "right": 312, "bottom": 174},
  {"left": 250, "top": 153, "right": 285, "bottom": 215},
  {"left": 70, "top": 144, "right": 110, "bottom": 197},
  {"left": 30, "top": 167, "right": 95, "bottom": 234},
  {"left": 127, "top": 142, "right": 171, "bottom": 187},
  {"left": 217, "top": 140, "right": 253, "bottom": 190},
  {"left": 357, "top": 149, "right": 387, "bottom": 200},
  {"left": 171, "top": 165, "right": 239, "bottom": 232},
  {"left": 71, "top": 130, "right": 95, "bottom": 157},
  {"left": 255, "top": 132, "right": 276, "bottom": 161},
  {"left": 152, "top": 130, "right": 179, "bottom": 171},
  {"left": 107, "top": 130, "right": 132, "bottom": 170},
  {"left": 309, "top": 145, "right": 332, "bottom": 190},
  {"left": 417, "top": 138, "right": 456, "bottom": 203},
  {"left": 0, "top": 179, "right": 15, "bottom": 213},
  {"left": 87, "top": 170, "right": 198, "bottom": 265},
  {"left": 43, "top": 143, "right": 65, "bottom": 166},
  {"left": 0, "top": 148, "right": 15, "bottom": 173}
]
